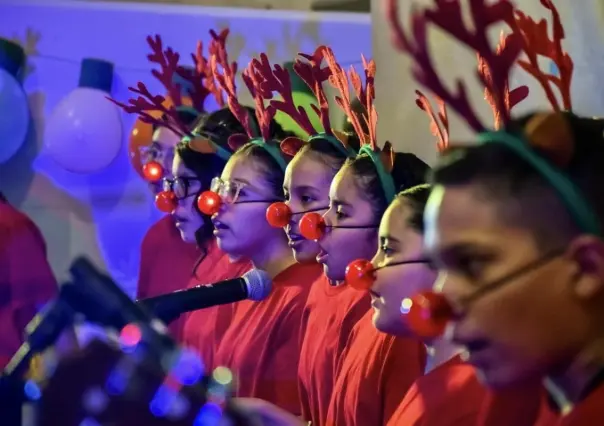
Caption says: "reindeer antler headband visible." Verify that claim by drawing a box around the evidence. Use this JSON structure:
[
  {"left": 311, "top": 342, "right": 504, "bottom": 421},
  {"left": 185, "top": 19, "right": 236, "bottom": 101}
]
[
  {"left": 108, "top": 34, "right": 220, "bottom": 136},
  {"left": 323, "top": 49, "right": 396, "bottom": 203},
  {"left": 107, "top": 32, "right": 233, "bottom": 161},
  {"left": 414, "top": 26, "right": 531, "bottom": 153},
  {"left": 210, "top": 31, "right": 287, "bottom": 171},
  {"left": 389, "top": 0, "right": 598, "bottom": 234},
  {"left": 248, "top": 46, "right": 355, "bottom": 159}
]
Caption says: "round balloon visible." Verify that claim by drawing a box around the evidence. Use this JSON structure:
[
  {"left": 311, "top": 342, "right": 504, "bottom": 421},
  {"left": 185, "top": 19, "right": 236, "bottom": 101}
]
[
  {"left": 0, "top": 69, "right": 29, "bottom": 163},
  {"left": 45, "top": 87, "right": 122, "bottom": 173},
  {"left": 128, "top": 96, "right": 194, "bottom": 178}
]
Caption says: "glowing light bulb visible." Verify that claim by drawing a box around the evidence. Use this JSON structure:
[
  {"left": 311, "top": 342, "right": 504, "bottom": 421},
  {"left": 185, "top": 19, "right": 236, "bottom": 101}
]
[{"left": 45, "top": 58, "right": 122, "bottom": 173}]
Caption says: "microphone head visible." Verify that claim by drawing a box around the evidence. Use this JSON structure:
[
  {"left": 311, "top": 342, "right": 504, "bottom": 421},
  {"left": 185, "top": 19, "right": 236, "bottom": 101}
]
[{"left": 242, "top": 269, "right": 272, "bottom": 301}]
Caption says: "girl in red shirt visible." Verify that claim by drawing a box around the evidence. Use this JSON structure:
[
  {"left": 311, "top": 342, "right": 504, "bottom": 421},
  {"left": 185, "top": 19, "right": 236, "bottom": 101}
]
[
  {"left": 323, "top": 153, "right": 428, "bottom": 426},
  {"left": 200, "top": 42, "right": 322, "bottom": 415},
  {"left": 365, "top": 185, "right": 502, "bottom": 426},
  {"left": 111, "top": 32, "right": 248, "bottom": 343},
  {"left": 315, "top": 53, "right": 428, "bottom": 426},
  {"left": 259, "top": 47, "right": 370, "bottom": 426}
]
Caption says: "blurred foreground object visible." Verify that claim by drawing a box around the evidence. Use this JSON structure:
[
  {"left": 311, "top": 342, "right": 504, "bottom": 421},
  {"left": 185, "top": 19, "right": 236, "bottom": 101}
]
[{"left": 1, "top": 257, "right": 255, "bottom": 426}]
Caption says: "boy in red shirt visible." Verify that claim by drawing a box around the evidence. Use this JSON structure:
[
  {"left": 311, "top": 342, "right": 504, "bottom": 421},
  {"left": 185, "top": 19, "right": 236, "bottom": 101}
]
[{"left": 421, "top": 36, "right": 604, "bottom": 426}]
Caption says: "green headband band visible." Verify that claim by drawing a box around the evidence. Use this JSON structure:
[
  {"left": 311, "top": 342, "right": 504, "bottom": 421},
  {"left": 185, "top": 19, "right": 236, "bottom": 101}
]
[
  {"left": 308, "top": 133, "right": 357, "bottom": 157},
  {"left": 477, "top": 131, "right": 601, "bottom": 235},
  {"left": 358, "top": 145, "right": 396, "bottom": 204},
  {"left": 250, "top": 138, "right": 287, "bottom": 171},
  {"left": 181, "top": 135, "right": 233, "bottom": 162}
]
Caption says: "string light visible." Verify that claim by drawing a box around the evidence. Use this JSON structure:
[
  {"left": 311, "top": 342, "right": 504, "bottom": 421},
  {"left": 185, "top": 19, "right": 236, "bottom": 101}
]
[{"left": 30, "top": 53, "right": 365, "bottom": 74}]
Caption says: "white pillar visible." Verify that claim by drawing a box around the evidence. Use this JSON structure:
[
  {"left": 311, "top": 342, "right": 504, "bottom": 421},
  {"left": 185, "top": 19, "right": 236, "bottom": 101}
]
[{"left": 371, "top": 0, "right": 604, "bottom": 164}]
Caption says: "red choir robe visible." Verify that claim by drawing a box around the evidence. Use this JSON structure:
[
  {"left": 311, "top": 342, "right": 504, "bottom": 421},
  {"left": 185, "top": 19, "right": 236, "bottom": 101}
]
[
  {"left": 0, "top": 197, "right": 58, "bottom": 368},
  {"left": 298, "top": 275, "right": 370, "bottom": 426},
  {"left": 214, "top": 262, "right": 322, "bottom": 415},
  {"left": 326, "top": 311, "right": 426, "bottom": 426}
]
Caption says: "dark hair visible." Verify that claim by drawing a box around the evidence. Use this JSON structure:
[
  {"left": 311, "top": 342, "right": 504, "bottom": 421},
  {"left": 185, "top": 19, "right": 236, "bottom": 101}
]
[
  {"left": 232, "top": 142, "right": 288, "bottom": 200},
  {"left": 217, "top": 106, "right": 291, "bottom": 200},
  {"left": 175, "top": 106, "right": 284, "bottom": 247},
  {"left": 396, "top": 184, "right": 431, "bottom": 232},
  {"left": 431, "top": 112, "right": 604, "bottom": 247},
  {"left": 297, "top": 133, "right": 361, "bottom": 173},
  {"left": 343, "top": 151, "right": 430, "bottom": 220}
]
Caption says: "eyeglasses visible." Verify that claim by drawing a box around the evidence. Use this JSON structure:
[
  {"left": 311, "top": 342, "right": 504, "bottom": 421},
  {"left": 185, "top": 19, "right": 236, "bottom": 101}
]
[
  {"left": 210, "top": 177, "right": 247, "bottom": 204},
  {"left": 198, "top": 177, "right": 283, "bottom": 216},
  {"left": 162, "top": 177, "right": 201, "bottom": 200},
  {"left": 400, "top": 249, "right": 563, "bottom": 338}
]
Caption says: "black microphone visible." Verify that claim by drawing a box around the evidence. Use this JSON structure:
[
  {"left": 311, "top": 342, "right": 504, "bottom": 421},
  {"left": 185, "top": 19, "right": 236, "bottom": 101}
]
[{"left": 137, "top": 269, "right": 272, "bottom": 324}]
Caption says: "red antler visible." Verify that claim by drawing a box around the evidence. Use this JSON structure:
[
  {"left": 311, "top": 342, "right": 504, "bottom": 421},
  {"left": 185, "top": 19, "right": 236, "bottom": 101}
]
[
  {"left": 107, "top": 34, "right": 190, "bottom": 136},
  {"left": 478, "top": 32, "right": 530, "bottom": 129},
  {"left": 512, "top": 0, "right": 573, "bottom": 111},
  {"left": 361, "top": 56, "right": 378, "bottom": 149},
  {"left": 210, "top": 30, "right": 255, "bottom": 138},
  {"left": 175, "top": 30, "right": 229, "bottom": 111},
  {"left": 252, "top": 53, "right": 319, "bottom": 136},
  {"left": 387, "top": 0, "right": 522, "bottom": 132},
  {"left": 293, "top": 46, "right": 333, "bottom": 135},
  {"left": 415, "top": 90, "right": 449, "bottom": 151},
  {"left": 242, "top": 61, "right": 276, "bottom": 142},
  {"left": 325, "top": 50, "right": 377, "bottom": 148}
]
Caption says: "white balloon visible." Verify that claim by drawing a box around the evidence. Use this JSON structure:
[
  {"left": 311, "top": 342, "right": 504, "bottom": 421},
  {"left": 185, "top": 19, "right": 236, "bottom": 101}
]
[{"left": 44, "top": 88, "right": 122, "bottom": 173}]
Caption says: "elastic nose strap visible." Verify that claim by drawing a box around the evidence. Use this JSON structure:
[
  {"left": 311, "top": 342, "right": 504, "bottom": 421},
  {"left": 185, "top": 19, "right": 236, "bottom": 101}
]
[{"left": 293, "top": 206, "right": 329, "bottom": 216}]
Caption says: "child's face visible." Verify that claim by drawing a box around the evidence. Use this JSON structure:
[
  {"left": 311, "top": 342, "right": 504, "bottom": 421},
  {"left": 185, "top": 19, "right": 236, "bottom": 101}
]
[
  {"left": 282, "top": 152, "right": 335, "bottom": 263},
  {"left": 370, "top": 199, "right": 436, "bottom": 336},
  {"left": 212, "top": 155, "right": 284, "bottom": 260},
  {"left": 317, "top": 166, "right": 379, "bottom": 281},
  {"left": 424, "top": 184, "right": 602, "bottom": 389}
]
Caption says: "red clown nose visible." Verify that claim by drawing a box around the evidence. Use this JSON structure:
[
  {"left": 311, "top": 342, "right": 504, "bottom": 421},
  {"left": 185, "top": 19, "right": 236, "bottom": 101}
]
[
  {"left": 142, "top": 161, "right": 163, "bottom": 183},
  {"left": 345, "top": 259, "right": 375, "bottom": 290},
  {"left": 197, "top": 191, "right": 222, "bottom": 216},
  {"left": 266, "top": 202, "right": 292, "bottom": 228},
  {"left": 299, "top": 212, "right": 326, "bottom": 240},
  {"left": 401, "top": 291, "right": 454, "bottom": 339},
  {"left": 155, "top": 190, "right": 177, "bottom": 213}
]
